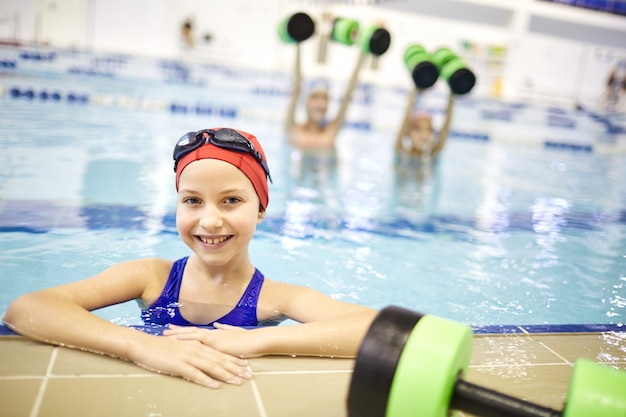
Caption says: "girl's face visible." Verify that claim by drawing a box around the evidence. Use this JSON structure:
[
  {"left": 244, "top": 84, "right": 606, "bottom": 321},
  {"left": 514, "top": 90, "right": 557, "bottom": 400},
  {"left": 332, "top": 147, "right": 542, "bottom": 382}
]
[
  {"left": 176, "top": 159, "right": 264, "bottom": 268},
  {"left": 306, "top": 90, "right": 329, "bottom": 124},
  {"left": 408, "top": 115, "right": 433, "bottom": 150}
]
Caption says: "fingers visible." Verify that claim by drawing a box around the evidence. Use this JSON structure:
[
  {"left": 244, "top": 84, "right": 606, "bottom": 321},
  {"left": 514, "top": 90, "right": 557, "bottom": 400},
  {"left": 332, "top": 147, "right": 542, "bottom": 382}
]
[
  {"left": 162, "top": 325, "right": 251, "bottom": 363},
  {"left": 182, "top": 346, "right": 252, "bottom": 388},
  {"left": 136, "top": 334, "right": 253, "bottom": 389},
  {"left": 135, "top": 360, "right": 223, "bottom": 390},
  {"left": 189, "top": 359, "right": 250, "bottom": 389},
  {"left": 163, "top": 326, "right": 211, "bottom": 343},
  {"left": 213, "top": 322, "right": 242, "bottom": 331},
  {"left": 163, "top": 324, "right": 197, "bottom": 335}
]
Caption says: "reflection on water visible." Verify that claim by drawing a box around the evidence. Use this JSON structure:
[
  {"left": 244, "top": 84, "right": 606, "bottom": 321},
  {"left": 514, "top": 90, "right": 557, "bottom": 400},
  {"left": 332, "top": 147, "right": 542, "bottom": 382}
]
[
  {"left": 472, "top": 337, "right": 537, "bottom": 380},
  {"left": 287, "top": 148, "right": 339, "bottom": 206},
  {"left": 598, "top": 332, "right": 626, "bottom": 364},
  {"left": 284, "top": 143, "right": 444, "bottom": 226},
  {"left": 393, "top": 152, "right": 442, "bottom": 222}
]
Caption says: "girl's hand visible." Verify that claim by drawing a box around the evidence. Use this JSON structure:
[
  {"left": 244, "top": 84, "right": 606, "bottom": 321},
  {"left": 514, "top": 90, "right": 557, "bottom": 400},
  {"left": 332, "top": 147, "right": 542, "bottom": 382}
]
[
  {"left": 129, "top": 332, "right": 252, "bottom": 389},
  {"left": 163, "top": 324, "right": 264, "bottom": 358}
]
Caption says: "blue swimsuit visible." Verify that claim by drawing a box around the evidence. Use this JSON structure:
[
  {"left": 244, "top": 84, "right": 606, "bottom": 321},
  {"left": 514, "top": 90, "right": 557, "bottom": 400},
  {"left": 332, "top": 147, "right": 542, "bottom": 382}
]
[{"left": 141, "top": 257, "right": 264, "bottom": 327}]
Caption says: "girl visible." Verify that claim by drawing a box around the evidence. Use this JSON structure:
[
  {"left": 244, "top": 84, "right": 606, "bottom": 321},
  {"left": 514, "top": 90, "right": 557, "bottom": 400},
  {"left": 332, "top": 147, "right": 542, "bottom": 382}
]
[
  {"left": 3, "top": 127, "right": 377, "bottom": 389},
  {"left": 284, "top": 40, "right": 366, "bottom": 150},
  {"left": 395, "top": 88, "right": 455, "bottom": 160}
]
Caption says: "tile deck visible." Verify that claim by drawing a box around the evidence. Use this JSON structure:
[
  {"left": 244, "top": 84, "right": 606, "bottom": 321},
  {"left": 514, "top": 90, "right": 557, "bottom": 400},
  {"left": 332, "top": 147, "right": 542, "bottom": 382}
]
[{"left": 1, "top": 330, "right": 624, "bottom": 417}]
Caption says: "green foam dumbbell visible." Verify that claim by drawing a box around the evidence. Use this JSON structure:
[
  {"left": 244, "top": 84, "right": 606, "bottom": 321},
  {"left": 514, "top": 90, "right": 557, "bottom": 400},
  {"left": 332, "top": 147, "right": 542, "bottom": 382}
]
[
  {"left": 347, "top": 305, "right": 626, "bottom": 417},
  {"left": 358, "top": 25, "right": 391, "bottom": 56},
  {"left": 278, "top": 12, "right": 315, "bottom": 43},
  {"left": 563, "top": 358, "right": 626, "bottom": 417},
  {"left": 331, "top": 17, "right": 360, "bottom": 46},
  {"left": 403, "top": 44, "right": 439, "bottom": 89},
  {"left": 431, "top": 47, "right": 476, "bottom": 95}
]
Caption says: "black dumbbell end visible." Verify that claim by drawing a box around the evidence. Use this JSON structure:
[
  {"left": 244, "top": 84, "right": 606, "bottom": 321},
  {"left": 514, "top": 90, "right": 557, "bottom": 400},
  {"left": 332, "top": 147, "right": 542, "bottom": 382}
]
[
  {"left": 449, "top": 68, "right": 476, "bottom": 95},
  {"left": 411, "top": 61, "right": 439, "bottom": 89},
  {"left": 369, "top": 28, "right": 391, "bottom": 56},
  {"left": 347, "top": 306, "right": 424, "bottom": 417},
  {"left": 287, "top": 12, "right": 315, "bottom": 42}
]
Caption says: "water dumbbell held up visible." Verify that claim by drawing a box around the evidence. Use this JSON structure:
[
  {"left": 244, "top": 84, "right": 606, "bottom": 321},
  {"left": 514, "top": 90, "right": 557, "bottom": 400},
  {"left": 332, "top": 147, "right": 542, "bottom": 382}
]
[
  {"left": 330, "top": 18, "right": 391, "bottom": 56},
  {"left": 431, "top": 47, "right": 476, "bottom": 95},
  {"left": 279, "top": 12, "right": 391, "bottom": 57},
  {"left": 403, "top": 45, "right": 440, "bottom": 90},
  {"left": 278, "top": 12, "right": 316, "bottom": 43},
  {"left": 347, "top": 306, "right": 626, "bottom": 417},
  {"left": 359, "top": 25, "right": 391, "bottom": 56},
  {"left": 330, "top": 17, "right": 360, "bottom": 46},
  {"left": 403, "top": 45, "right": 476, "bottom": 94}
]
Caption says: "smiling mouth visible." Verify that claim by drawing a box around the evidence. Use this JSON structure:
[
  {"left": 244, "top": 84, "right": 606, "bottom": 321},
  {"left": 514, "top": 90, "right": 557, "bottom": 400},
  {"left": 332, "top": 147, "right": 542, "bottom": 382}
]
[{"left": 197, "top": 235, "right": 231, "bottom": 245}]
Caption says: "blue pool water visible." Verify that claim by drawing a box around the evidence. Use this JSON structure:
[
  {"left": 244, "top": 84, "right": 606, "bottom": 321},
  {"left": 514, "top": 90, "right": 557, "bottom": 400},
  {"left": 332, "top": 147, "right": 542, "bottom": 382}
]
[{"left": 1, "top": 46, "right": 625, "bottom": 330}]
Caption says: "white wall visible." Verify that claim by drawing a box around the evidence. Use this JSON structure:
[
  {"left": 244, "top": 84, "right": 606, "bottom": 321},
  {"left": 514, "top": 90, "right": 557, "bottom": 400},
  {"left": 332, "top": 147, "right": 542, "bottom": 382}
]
[
  {"left": 0, "top": 0, "right": 36, "bottom": 43},
  {"left": 0, "top": 0, "right": 624, "bottom": 109}
]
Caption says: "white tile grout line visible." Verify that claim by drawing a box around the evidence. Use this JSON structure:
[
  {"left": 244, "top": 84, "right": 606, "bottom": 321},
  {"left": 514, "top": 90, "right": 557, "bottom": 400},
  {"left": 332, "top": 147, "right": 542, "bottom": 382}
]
[
  {"left": 515, "top": 326, "right": 576, "bottom": 366},
  {"left": 29, "top": 346, "right": 59, "bottom": 417},
  {"left": 248, "top": 366, "right": 269, "bottom": 417},
  {"left": 537, "top": 342, "right": 575, "bottom": 366},
  {"left": 253, "top": 369, "right": 353, "bottom": 375},
  {"left": 0, "top": 369, "right": 353, "bottom": 380},
  {"left": 470, "top": 362, "right": 574, "bottom": 369},
  {"left": 0, "top": 373, "right": 161, "bottom": 380}
]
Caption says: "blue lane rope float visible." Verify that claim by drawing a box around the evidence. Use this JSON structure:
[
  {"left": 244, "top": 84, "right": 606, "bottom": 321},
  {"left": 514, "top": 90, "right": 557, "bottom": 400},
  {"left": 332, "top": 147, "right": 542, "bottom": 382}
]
[{"left": 3, "top": 85, "right": 241, "bottom": 116}]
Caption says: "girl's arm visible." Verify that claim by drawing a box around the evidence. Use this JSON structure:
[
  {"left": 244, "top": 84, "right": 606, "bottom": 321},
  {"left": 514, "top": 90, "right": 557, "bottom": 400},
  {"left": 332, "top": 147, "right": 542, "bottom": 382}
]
[
  {"left": 284, "top": 43, "right": 302, "bottom": 135},
  {"left": 2, "top": 258, "right": 250, "bottom": 388},
  {"left": 166, "top": 283, "right": 378, "bottom": 358},
  {"left": 251, "top": 284, "right": 377, "bottom": 357},
  {"left": 394, "top": 87, "right": 419, "bottom": 152},
  {"left": 430, "top": 91, "right": 455, "bottom": 157},
  {"left": 329, "top": 50, "right": 368, "bottom": 136}
]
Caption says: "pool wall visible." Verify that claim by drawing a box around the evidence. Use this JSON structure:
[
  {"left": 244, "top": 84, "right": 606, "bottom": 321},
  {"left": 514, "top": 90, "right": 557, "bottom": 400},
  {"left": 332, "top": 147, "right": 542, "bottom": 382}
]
[{"left": 4, "top": 0, "right": 626, "bottom": 109}]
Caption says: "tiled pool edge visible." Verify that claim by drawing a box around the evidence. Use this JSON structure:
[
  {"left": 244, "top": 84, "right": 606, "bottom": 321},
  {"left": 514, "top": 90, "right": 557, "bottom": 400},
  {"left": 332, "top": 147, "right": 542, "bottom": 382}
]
[{"left": 1, "top": 323, "right": 624, "bottom": 337}]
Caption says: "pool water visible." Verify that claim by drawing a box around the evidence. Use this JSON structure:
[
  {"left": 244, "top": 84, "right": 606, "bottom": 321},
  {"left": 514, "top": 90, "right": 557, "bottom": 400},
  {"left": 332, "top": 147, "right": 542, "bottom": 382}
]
[{"left": 1, "top": 46, "right": 625, "bottom": 328}]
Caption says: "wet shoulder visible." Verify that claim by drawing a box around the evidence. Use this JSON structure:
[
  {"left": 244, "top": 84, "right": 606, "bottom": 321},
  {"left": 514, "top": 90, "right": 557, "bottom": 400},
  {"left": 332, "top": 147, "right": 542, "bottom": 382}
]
[
  {"left": 258, "top": 278, "right": 303, "bottom": 306},
  {"left": 124, "top": 258, "right": 175, "bottom": 300}
]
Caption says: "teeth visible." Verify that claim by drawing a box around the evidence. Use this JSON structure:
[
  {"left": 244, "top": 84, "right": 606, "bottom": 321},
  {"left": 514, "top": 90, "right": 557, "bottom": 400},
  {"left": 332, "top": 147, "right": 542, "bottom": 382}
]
[{"left": 199, "top": 236, "right": 229, "bottom": 244}]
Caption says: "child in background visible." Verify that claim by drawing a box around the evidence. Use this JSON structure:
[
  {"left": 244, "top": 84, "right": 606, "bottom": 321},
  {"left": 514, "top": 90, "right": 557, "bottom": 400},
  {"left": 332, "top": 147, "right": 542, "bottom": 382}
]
[
  {"left": 181, "top": 19, "right": 194, "bottom": 49},
  {"left": 3, "top": 127, "right": 377, "bottom": 389},
  {"left": 395, "top": 88, "right": 455, "bottom": 161},
  {"left": 284, "top": 41, "right": 366, "bottom": 150}
]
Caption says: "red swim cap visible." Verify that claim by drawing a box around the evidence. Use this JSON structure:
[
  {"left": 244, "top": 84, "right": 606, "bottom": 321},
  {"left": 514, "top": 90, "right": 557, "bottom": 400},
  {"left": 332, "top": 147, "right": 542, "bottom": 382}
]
[{"left": 175, "top": 128, "right": 270, "bottom": 210}]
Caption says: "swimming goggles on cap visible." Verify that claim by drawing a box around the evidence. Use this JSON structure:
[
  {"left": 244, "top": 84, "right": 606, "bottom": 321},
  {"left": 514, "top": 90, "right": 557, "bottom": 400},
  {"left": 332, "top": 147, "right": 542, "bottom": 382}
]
[{"left": 173, "top": 128, "right": 272, "bottom": 183}]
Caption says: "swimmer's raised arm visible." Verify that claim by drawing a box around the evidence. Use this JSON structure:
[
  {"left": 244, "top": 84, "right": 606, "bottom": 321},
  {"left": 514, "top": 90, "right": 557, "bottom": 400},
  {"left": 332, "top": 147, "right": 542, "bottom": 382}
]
[
  {"left": 2, "top": 258, "right": 250, "bottom": 389},
  {"left": 284, "top": 43, "right": 303, "bottom": 135},
  {"left": 430, "top": 90, "right": 455, "bottom": 157},
  {"left": 330, "top": 50, "right": 368, "bottom": 135},
  {"left": 395, "top": 87, "right": 420, "bottom": 151}
]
